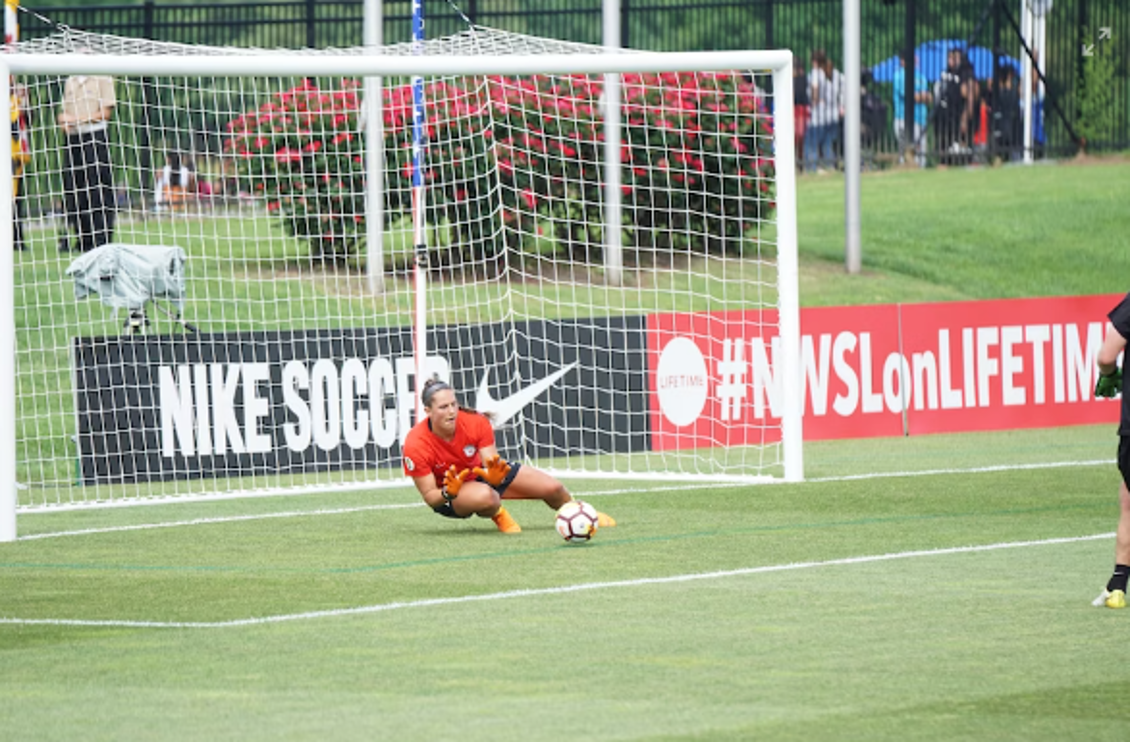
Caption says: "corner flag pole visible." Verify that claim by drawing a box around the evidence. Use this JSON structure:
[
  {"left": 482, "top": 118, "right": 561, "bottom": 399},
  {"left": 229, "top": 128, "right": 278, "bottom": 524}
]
[{"left": 410, "top": 0, "right": 427, "bottom": 424}]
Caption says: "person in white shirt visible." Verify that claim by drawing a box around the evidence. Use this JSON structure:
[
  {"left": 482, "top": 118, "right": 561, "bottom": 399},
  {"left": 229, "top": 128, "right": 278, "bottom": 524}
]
[
  {"left": 57, "top": 73, "right": 116, "bottom": 252},
  {"left": 805, "top": 50, "right": 843, "bottom": 173}
]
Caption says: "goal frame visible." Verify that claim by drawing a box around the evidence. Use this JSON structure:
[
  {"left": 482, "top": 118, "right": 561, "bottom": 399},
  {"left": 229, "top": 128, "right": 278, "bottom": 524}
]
[{"left": 0, "top": 48, "right": 801, "bottom": 541}]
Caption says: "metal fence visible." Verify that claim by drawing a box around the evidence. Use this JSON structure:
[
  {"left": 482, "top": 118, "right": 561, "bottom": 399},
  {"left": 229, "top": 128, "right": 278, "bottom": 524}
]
[{"left": 19, "top": 0, "right": 1130, "bottom": 162}]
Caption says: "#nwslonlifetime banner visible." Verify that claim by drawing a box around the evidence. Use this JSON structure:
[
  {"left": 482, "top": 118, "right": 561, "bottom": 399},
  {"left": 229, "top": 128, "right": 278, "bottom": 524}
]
[{"left": 648, "top": 293, "right": 1124, "bottom": 447}]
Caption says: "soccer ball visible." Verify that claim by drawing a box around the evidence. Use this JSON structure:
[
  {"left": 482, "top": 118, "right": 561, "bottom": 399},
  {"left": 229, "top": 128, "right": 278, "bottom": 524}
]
[{"left": 555, "top": 500, "right": 599, "bottom": 543}]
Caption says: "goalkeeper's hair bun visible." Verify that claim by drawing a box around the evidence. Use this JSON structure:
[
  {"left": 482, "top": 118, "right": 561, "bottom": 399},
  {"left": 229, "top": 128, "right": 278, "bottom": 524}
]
[{"left": 420, "top": 376, "right": 453, "bottom": 407}]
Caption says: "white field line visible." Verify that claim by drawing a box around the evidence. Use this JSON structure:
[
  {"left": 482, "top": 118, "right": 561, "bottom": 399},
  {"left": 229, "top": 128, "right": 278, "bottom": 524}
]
[
  {"left": 805, "top": 458, "right": 1113, "bottom": 483},
  {"left": 14, "top": 458, "right": 1113, "bottom": 542},
  {"left": 0, "top": 533, "right": 1113, "bottom": 629},
  {"left": 15, "top": 502, "right": 426, "bottom": 541},
  {"left": 14, "top": 483, "right": 721, "bottom": 541}
]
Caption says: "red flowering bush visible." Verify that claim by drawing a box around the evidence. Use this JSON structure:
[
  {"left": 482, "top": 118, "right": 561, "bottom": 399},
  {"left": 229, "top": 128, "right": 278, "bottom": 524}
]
[
  {"left": 487, "top": 71, "right": 775, "bottom": 261},
  {"left": 380, "top": 80, "right": 513, "bottom": 269},
  {"left": 225, "top": 79, "right": 366, "bottom": 261},
  {"left": 226, "top": 71, "right": 774, "bottom": 265}
]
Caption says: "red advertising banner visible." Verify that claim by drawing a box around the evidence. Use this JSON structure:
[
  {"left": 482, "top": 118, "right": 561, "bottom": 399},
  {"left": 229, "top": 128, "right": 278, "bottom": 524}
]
[
  {"left": 900, "top": 294, "right": 1123, "bottom": 434},
  {"left": 648, "top": 294, "right": 1123, "bottom": 446},
  {"left": 647, "top": 309, "right": 781, "bottom": 451}
]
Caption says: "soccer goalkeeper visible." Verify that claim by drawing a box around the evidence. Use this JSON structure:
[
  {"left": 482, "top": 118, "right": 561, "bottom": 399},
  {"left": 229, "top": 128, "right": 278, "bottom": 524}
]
[
  {"left": 402, "top": 376, "right": 617, "bottom": 534},
  {"left": 1093, "top": 293, "right": 1130, "bottom": 609}
]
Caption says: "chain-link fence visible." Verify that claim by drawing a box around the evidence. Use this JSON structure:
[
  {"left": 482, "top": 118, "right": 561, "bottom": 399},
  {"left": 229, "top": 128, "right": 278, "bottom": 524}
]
[{"left": 19, "top": 0, "right": 1130, "bottom": 164}]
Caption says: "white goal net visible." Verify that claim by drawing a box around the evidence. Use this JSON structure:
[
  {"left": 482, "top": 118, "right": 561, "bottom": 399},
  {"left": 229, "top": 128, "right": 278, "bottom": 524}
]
[{"left": 0, "top": 24, "right": 799, "bottom": 525}]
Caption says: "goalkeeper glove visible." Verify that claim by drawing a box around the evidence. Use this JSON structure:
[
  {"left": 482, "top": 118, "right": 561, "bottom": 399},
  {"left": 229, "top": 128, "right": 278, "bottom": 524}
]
[
  {"left": 473, "top": 454, "right": 512, "bottom": 487},
  {"left": 441, "top": 466, "right": 470, "bottom": 501},
  {"left": 1096, "top": 367, "right": 1123, "bottom": 399}
]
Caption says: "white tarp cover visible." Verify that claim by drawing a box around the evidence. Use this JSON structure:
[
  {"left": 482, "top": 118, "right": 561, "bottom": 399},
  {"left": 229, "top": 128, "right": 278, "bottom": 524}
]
[{"left": 65, "top": 243, "right": 187, "bottom": 313}]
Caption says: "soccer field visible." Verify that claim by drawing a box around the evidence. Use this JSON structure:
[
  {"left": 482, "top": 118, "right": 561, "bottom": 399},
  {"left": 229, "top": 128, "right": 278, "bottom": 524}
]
[
  {"left": 4, "top": 160, "right": 1130, "bottom": 740},
  {"left": 1, "top": 423, "right": 1125, "bottom": 741}
]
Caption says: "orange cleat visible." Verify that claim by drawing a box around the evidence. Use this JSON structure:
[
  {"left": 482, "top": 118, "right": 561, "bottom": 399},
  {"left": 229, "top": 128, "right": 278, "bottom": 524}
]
[
  {"left": 596, "top": 511, "right": 617, "bottom": 528},
  {"left": 492, "top": 506, "right": 522, "bottom": 534}
]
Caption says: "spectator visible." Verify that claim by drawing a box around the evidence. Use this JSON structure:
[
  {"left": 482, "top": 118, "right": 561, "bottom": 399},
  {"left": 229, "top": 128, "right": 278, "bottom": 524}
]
[
  {"left": 991, "top": 66, "right": 1022, "bottom": 161},
  {"left": 153, "top": 150, "right": 198, "bottom": 212},
  {"left": 933, "top": 49, "right": 963, "bottom": 161},
  {"left": 793, "top": 57, "right": 810, "bottom": 170},
  {"left": 196, "top": 175, "right": 215, "bottom": 206},
  {"left": 961, "top": 55, "right": 982, "bottom": 156},
  {"left": 1032, "top": 94, "right": 1046, "bottom": 157},
  {"left": 10, "top": 83, "right": 29, "bottom": 251},
  {"left": 1031, "top": 49, "right": 1046, "bottom": 159},
  {"left": 805, "top": 50, "right": 842, "bottom": 172},
  {"left": 57, "top": 72, "right": 116, "bottom": 252},
  {"left": 972, "top": 78, "right": 991, "bottom": 159},
  {"left": 934, "top": 49, "right": 976, "bottom": 165},
  {"left": 892, "top": 51, "right": 930, "bottom": 167},
  {"left": 860, "top": 68, "right": 888, "bottom": 158}
]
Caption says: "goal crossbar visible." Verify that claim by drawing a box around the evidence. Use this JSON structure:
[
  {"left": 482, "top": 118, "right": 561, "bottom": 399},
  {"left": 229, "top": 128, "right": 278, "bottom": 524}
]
[{"left": 2, "top": 50, "right": 795, "bottom": 78}]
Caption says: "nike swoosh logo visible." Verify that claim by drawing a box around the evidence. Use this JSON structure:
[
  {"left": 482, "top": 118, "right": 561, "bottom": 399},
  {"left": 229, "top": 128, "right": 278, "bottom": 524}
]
[{"left": 475, "top": 363, "right": 577, "bottom": 427}]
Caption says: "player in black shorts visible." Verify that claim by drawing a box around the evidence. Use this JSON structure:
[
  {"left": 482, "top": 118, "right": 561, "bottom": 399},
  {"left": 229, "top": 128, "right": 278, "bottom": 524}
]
[{"left": 1093, "top": 292, "right": 1130, "bottom": 609}]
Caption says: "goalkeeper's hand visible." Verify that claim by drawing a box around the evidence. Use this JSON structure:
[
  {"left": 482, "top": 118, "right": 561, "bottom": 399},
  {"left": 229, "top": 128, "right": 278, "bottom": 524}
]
[
  {"left": 1096, "top": 367, "right": 1123, "bottom": 399},
  {"left": 473, "top": 454, "right": 512, "bottom": 487},
  {"left": 441, "top": 466, "right": 470, "bottom": 500}
]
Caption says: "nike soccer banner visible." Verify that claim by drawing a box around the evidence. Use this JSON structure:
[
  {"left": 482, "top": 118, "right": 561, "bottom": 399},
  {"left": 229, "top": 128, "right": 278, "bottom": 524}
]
[
  {"left": 73, "top": 327, "right": 415, "bottom": 484},
  {"left": 72, "top": 318, "right": 649, "bottom": 484}
]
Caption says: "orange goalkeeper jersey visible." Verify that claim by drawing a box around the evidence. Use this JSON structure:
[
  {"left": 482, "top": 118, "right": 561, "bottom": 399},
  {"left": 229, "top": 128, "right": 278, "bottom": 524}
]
[{"left": 402, "top": 411, "right": 495, "bottom": 482}]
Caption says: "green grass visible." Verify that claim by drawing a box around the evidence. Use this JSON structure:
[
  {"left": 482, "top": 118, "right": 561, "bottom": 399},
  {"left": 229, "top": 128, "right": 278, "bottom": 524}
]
[
  {"left": 6, "top": 159, "right": 1130, "bottom": 740},
  {"left": 1, "top": 425, "right": 1123, "bottom": 740},
  {"left": 796, "top": 157, "right": 1130, "bottom": 306}
]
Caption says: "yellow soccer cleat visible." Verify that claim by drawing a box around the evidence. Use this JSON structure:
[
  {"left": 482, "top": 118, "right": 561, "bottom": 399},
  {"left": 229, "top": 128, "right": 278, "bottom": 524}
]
[
  {"left": 1093, "top": 589, "right": 1127, "bottom": 609},
  {"left": 596, "top": 511, "right": 617, "bottom": 528},
  {"left": 491, "top": 506, "right": 522, "bottom": 534}
]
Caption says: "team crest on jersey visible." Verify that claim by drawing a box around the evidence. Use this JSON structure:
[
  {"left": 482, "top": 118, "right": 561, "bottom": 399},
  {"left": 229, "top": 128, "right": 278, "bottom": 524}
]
[
  {"left": 463, "top": 445, "right": 476, "bottom": 457},
  {"left": 405, "top": 456, "right": 415, "bottom": 471}
]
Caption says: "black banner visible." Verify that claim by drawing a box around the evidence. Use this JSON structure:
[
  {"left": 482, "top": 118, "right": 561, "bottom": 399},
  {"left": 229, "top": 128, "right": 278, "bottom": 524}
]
[{"left": 72, "top": 317, "right": 650, "bottom": 484}]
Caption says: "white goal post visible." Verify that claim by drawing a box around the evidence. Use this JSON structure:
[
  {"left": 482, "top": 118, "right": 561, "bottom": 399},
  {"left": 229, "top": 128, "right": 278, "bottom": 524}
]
[{"left": 0, "top": 29, "right": 800, "bottom": 539}]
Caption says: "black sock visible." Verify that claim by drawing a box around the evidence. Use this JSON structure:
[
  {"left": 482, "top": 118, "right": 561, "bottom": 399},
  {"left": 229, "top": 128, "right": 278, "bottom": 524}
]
[{"left": 1106, "top": 565, "right": 1130, "bottom": 593}]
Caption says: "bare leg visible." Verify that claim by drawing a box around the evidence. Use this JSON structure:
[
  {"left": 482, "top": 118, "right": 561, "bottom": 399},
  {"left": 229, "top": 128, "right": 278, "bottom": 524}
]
[
  {"left": 447, "top": 481, "right": 502, "bottom": 519},
  {"left": 1115, "top": 480, "right": 1130, "bottom": 566},
  {"left": 502, "top": 466, "right": 571, "bottom": 510},
  {"left": 1095, "top": 479, "right": 1130, "bottom": 606}
]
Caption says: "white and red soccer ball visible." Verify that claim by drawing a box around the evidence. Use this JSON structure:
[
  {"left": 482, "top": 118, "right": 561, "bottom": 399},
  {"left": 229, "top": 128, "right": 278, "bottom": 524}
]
[{"left": 555, "top": 500, "right": 599, "bottom": 543}]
